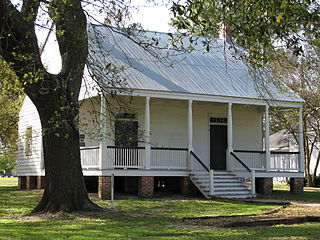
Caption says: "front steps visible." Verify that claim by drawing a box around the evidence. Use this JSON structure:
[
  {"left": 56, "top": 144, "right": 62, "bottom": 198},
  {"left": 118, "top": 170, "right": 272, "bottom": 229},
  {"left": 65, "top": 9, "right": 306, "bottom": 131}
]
[{"left": 190, "top": 171, "right": 255, "bottom": 199}]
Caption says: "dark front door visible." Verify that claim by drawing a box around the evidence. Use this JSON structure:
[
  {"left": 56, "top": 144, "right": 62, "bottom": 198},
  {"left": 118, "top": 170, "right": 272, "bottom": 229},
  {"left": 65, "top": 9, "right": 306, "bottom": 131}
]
[
  {"left": 210, "top": 125, "right": 227, "bottom": 170},
  {"left": 115, "top": 120, "right": 139, "bottom": 167}
]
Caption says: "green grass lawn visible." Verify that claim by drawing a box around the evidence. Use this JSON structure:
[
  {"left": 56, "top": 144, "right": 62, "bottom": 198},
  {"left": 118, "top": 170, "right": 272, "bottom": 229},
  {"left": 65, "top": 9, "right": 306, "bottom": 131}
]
[
  {"left": 0, "top": 177, "right": 18, "bottom": 187},
  {"left": 1, "top": 178, "right": 320, "bottom": 240},
  {"left": 259, "top": 185, "right": 320, "bottom": 202}
]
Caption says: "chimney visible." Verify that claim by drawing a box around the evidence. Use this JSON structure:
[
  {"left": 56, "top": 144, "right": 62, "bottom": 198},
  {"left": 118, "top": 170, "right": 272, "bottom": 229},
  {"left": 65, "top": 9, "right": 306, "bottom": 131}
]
[
  {"left": 104, "top": 18, "right": 111, "bottom": 25},
  {"left": 218, "top": 22, "right": 231, "bottom": 41}
]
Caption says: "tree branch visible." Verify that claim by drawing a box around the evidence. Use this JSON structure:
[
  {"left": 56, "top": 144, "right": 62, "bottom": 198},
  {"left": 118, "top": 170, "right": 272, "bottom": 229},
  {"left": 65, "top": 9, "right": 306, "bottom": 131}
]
[
  {"left": 50, "top": 0, "right": 88, "bottom": 101},
  {"left": 21, "top": 0, "right": 41, "bottom": 24},
  {"left": 0, "top": 0, "right": 44, "bottom": 85}
]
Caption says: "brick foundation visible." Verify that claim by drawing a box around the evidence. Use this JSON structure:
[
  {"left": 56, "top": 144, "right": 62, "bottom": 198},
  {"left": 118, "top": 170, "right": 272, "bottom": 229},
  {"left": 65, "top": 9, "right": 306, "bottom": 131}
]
[
  {"left": 138, "top": 176, "right": 154, "bottom": 197},
  {"left": 290, "top": 178, "right": 304, "bottom": 194},
  {"left": 26, "top": 176, "right": 37, "bottom": 189},
  {"left": 181, "top": 177, "right": 198, "bottom": 196},
  {"left": 18, "top": 176, "right": 27, "bottom": 190},
  {"left": 256, "top": 177, "right": 273, "bottom": 195},
  {"left": 98, "top": 176, "right": 111, "bottom": 199},
  {"left": 37, "top": 176, "right": 46, "bottom": 189}
]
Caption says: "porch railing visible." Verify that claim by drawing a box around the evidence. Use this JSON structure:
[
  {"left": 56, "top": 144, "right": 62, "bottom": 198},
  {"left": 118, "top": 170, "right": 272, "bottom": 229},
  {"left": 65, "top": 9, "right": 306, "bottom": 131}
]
[
  {"left": 80, "top": 146, "right": 100, "bottom": 168},
  {"left": 106, "top": 146, "right": 146, "bottom": 169},
  {"left": 231, "top": 150, "right": 300, "bottom": 172},
  {"left": 270, "top": 151, "right": 300, "bottom": 171},
  {"left": 232, "top": 150, "right": 266, "bottom": 170},
  {"left": 150, "top": 147, "right": 188, "bottom": 169}
]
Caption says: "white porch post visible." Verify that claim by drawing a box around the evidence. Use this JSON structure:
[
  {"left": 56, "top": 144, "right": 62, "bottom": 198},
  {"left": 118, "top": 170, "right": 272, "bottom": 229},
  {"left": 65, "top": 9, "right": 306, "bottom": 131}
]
[
  {"left": 298, "top": 107, "right": 305, "bottom": 173},
  {"left": 227, "top": 103, "right": 233, "bottom": 171},
  {"left": 99, "top": 94, "right": 108, "bottom": 170},
  {"left": 188, "top": 99, "right": 193, "bottom": 170},
  {"left": 265, "top": 105, "right": 271, "bottom": 172},
  {"left": 145, "top": 97, "right": 151, "bottom": 169}
]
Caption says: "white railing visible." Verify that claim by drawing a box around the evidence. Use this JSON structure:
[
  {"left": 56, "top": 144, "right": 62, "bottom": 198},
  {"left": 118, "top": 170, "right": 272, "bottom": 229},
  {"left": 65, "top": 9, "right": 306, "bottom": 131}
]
[
  {"left": 232, "top": 150, "right": 266, "bottom": 170},
  {"left": 230, "top": 152, "right": 255, "bottom": 195},
  {"left": 80, "top": 146, "right": 100, "bottom": 168},
  {"left": 106, "top": 146, "right": 145, "bottom": 169},
  {"left": 190, "top": 151, "right": 210, "bottom": 172},
  {"left": 151, "top": 147, "right": 188, "bottom": 169},
  {"left": 270, "top": 151, "right": 300, "bottom": 171}
]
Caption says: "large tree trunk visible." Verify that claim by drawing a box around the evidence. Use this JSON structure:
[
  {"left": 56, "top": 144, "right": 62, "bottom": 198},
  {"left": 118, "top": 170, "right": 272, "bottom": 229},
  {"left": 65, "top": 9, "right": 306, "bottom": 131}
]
[
  {"left": 0, "top": 0, "right": 103, "bottom": 213},
  {"left": 32, "top": 93, "right": 101, "bottom": 213}
]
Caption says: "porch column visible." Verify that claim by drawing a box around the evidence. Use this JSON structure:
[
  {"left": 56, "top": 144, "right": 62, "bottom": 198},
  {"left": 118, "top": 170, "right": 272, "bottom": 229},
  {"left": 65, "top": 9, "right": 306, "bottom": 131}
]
[
  {"left": 265, "top": 105, "right": 271, "bottom": 172},
  {"left": 227, "top": 103, "right": 233, "bottom": 171},
  {"left": 145, "top": 97, "right": 151, "bottom": 169},
  {"left": 298, "top": 107, "right": 305, "bottom": 173},
  {"left": 188, "top": 100, "right": 193, "bottom": 170},
  {"left": 100, "top": 94, "right": 108, "bottom": 170}
]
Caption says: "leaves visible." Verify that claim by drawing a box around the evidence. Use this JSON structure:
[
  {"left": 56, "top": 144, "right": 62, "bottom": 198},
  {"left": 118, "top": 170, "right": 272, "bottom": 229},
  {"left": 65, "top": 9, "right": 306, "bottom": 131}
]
[{"left": 0, "top": 59, "right": 23, "bottom": 153}]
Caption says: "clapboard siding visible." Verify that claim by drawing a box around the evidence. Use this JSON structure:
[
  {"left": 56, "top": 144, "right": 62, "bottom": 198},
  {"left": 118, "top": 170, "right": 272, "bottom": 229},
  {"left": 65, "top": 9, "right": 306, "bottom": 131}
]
[{"left": 17, "top": 97, "right": 44, "bottom": 176}]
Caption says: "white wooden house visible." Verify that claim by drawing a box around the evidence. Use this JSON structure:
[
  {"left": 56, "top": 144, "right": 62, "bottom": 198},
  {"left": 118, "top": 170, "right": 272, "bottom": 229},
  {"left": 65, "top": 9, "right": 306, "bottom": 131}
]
[{"left": 17, "top": 24, "right": 305, "bottom": 198}]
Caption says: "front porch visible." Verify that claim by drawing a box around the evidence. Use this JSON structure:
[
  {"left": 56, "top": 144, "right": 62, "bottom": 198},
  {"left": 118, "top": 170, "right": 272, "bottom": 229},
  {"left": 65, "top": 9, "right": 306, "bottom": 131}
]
[{"left": 79, "top": 94, "right": 305, "bottom": 198}]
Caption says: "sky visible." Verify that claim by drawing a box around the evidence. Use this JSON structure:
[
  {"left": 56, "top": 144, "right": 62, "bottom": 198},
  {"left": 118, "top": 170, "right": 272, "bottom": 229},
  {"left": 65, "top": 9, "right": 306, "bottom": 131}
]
[
  {"left": 41, "top": 1, "right": 173, "bottom": 74},
  {"left": 130, "top": 1, "right": 173, "bottom": 32}
]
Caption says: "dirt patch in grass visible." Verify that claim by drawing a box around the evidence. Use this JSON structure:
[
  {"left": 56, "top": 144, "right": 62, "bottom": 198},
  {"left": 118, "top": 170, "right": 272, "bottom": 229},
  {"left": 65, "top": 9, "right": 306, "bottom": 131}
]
[
  {"left": 224, "top": 216, "right": 320, "bottom": 228},
  {"left": 182, "top": 202, "right": 320, "bottom": 229}
]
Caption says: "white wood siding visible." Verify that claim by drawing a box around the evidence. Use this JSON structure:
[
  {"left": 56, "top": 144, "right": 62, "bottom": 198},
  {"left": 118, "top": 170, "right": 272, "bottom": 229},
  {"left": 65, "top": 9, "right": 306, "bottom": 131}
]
[
  {"left": 17, "top": 97, "right": 44, "bottom": 176},
  {"left": 79, "top": 96, "right": 101, "bottom": 147}
]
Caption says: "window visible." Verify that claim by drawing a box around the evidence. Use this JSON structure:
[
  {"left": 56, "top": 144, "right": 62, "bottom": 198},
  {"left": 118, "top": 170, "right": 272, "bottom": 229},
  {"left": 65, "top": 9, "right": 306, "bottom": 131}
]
[
  {"left": 79, "top": 134, "right": 85, "bottom": 147},
  {"left": 25, "top": 127, "right": 32, "bottom": 156},
  {"left": 210, "top": 117, "right": 227, "bottom": 124}
]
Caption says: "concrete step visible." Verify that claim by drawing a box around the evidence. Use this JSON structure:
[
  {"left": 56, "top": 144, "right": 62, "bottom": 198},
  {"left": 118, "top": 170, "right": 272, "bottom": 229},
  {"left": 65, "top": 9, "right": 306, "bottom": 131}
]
[
  {"left": 214, "top": 186, "right": 249, "bottom": 191},
  {"left": 213, "top": 190, "right": 251, "bottom": 195},
  {"left": 215, "top": 194, "right": 255, "bottom": 199},
  {"left": 190, "top": 171, "right": 254, "bottom": 200},
  {"left": 213, "top": 175, "right": 239, "bottom": 179},
  {"left": 213, "top": 182, "right": 246, "bottom": 188},
  {"left": 214, "top": 179, "right": 241, "bottom": 184},
  {"left": 213, "top": 171, "right": 234, "bottom": 176}
]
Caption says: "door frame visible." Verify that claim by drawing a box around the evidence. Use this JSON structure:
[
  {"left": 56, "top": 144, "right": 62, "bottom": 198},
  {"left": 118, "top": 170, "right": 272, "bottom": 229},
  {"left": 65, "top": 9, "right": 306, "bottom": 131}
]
[{"left": 208, "top": 114, "right": 228, "bottom": 170}]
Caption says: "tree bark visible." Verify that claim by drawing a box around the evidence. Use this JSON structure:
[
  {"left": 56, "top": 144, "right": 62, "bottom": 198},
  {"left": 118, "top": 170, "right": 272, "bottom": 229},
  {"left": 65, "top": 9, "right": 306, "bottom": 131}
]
[{"left": 32, "top": 92, "right": 101, "bottom": 213}]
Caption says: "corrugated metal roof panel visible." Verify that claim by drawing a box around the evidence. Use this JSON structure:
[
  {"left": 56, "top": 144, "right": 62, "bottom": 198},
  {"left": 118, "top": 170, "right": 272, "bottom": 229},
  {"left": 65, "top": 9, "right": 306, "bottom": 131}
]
[{"left": 87, "top": 24, "right": 303, "bottom": 103}]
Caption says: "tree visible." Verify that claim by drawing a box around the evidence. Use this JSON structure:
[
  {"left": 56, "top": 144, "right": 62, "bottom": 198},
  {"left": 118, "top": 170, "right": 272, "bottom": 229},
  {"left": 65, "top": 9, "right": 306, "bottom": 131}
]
[
  {"left": 0, "top": 59, "right": 22, "bottom": 152},
  {"left": 0, "top": 0, "right": 102, "bottom": 212},
  {"left": 269, "top": 48, "right": 320, "bottom": 186},
  {"left": 0, "top": 59, "right": 22, "bottom": 177},
  {"left": 171, "top": 0, "right": 320, "bottom": 184},
  {"left": 0, "top": 153, "right": 16, "bottom": 175},
  {"left": 171, "top": 0, "right": 320, "bottom": 64}
]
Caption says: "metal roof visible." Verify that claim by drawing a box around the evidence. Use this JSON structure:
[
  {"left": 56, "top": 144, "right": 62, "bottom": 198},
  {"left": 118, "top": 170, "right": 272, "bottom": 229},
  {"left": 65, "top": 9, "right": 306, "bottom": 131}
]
[{"left": 87, "top": 24, "right": 303, "bottom": 103}]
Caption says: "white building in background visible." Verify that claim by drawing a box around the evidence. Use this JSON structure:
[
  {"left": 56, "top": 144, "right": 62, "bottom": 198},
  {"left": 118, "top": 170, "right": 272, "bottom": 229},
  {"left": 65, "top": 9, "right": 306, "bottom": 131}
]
[{"left": 271, "top": 129, "right": 320, "bottom": 177}]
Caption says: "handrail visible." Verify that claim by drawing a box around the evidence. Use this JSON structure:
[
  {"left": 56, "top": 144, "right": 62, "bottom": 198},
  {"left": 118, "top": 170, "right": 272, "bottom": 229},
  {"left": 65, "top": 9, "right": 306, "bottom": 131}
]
[
  {"left": 234, "top": 150, "right": 265, "bottom": 154},
  {"left": 80, "top": 146, "right": 99, "bottom": 150},
  {"left": 151, "top": 147, "right": 188, "bottom": 151},
  {"left": 230, "top": 152, "right": 251, "bottom": 172},
  {"left": 190, "top": 151, "right": 209, "bottom": 172},
  {"left": 271, "top": 151, "right": 300, "bottom": 154},
  {"left": 107, "top": 146, "right": 145, "bottom": 149},
  {"left": 234, "top": 149, "right": 300, "bottom": 155}
]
